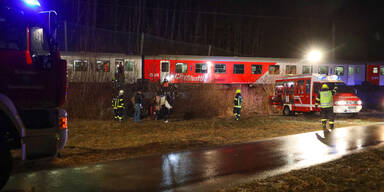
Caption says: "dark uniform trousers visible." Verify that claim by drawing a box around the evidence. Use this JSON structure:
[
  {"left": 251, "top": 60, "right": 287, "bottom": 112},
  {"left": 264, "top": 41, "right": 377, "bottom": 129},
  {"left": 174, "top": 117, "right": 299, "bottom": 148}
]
[{"left": 320, "top": 107, "right": 335, "bottom": 129}]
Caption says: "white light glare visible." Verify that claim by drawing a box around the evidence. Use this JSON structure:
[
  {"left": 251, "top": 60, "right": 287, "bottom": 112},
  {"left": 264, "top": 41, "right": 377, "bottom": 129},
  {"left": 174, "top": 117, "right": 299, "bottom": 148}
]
[
  {"left": 23, "top": 0, "right": 41, "bottom": 7},
  {"left": 307, "top": 50, "right": 322, "bottom": 62},
  {"left": 335, "top": 101, "right": 347, "bottom": 105}
]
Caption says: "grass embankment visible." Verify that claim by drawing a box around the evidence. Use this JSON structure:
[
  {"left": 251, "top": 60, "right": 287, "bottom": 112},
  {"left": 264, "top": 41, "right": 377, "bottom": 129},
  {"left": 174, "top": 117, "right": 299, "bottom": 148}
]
[
  {"left": 13, "top": 114, "right": 381, "bottom": 173},
  {"left": 218, "top": 145, "right": 384, "bottom": 192}
]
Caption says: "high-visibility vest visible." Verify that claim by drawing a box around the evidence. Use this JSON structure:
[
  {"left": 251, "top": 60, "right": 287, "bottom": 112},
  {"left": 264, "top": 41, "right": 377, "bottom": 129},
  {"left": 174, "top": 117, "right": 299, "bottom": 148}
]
[
  {"left": 320, "top": 90, "right": 333, "bottom": 108},
  {"left": 112, "top": 97, "right": 125, "bottom": 109},
  {"left": 234, "top": 94, "right": 242, "bottom": 108}
]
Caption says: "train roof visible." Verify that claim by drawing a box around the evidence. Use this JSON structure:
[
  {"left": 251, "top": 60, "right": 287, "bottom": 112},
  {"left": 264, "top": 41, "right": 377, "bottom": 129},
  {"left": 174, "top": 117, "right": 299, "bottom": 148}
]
[{"left": 60, "top": 51, "right": 142, "bottom": 59}]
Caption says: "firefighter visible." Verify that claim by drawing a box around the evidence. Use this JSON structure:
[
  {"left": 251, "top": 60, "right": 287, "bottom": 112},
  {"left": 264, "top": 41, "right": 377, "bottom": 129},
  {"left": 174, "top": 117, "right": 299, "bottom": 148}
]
[
  {"left": 315, "top": 84, "right": 337, "bottom": 130},
  {"left": 233, "top": 89, "right": 242, "bottom": 120},
  {"left": 112, "top": 90, "right": 125, "bottom": 121}
]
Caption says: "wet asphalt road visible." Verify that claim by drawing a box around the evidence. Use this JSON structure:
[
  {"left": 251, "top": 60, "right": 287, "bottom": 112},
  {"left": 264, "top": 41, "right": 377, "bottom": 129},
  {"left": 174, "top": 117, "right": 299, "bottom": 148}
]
[{"left": 4, "top": 123, "right": 384, "bottom": 192}]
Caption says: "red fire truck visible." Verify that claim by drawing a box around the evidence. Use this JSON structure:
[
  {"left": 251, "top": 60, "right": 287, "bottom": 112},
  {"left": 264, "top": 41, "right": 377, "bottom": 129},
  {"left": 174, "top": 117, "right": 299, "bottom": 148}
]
[
  {"left": 0, "top": 0, "right": 68, "bottom": 189},
  {"left": 271, "top": 74, "right": 362, "bottom": 116}
]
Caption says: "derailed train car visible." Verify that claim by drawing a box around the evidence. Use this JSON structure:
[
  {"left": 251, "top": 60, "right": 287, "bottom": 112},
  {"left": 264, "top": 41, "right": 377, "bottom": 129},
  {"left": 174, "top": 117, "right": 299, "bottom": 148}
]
[{"left": 60, "top": 52, "right": 384, "bottom": 86}]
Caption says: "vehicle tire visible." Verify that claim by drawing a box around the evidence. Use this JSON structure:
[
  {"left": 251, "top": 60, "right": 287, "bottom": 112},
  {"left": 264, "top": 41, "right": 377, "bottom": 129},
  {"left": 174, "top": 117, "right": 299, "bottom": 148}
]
[
  {"left": 0, "top": 138, "right": 12, "bottom": 190},
  {"left": 283, "top": 106, "right": 291, "bottom": 116}
]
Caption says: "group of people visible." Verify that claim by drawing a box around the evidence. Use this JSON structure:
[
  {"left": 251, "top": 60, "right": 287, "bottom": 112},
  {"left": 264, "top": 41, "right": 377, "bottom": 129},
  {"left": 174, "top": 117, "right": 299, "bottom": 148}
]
[
  {"left": 112, "top": 87, "right": 244, "bottom": 123},
  {"left": 112, "top": 89, "right": 173, "bottom": 123},
  {"left": 112, "top": 84, "right": 335, "bottom": 131}
]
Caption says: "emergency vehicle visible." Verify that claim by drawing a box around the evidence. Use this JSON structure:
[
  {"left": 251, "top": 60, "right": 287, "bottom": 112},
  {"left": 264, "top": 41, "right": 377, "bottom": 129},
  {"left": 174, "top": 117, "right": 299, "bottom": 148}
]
[
  {"left": 271, "top": 74, "right": 362, "bottom": 115},
  {"left": 0, "top": 0, "right": 68, "bottom": 189}
]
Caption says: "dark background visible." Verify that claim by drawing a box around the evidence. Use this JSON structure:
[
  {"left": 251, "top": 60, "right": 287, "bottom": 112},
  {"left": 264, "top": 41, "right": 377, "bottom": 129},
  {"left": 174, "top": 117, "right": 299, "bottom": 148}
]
[{"left": 45, "top": 0, "right": 384, "bottom": 60}]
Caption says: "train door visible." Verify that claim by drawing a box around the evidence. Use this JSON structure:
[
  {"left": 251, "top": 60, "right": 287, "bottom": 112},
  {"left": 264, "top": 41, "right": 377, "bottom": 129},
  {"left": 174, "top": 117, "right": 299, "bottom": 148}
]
[
  {"left": 124, "top": 59, "right": 135, "bottom": 83},
  {"left": 366, "top": 65, "right": 380, "bottom": 85},
  {"left": 160, "top": 60, "right": 170, "bottom": 82},
  {"left": 347, "top": 65, "right": 355, "bottom": 86},
  {"left": 380, "top": 66, "right": 384, "bottom": 86},
  {"left": 115, "top": 59, "right": 124, "bottom": 84}
]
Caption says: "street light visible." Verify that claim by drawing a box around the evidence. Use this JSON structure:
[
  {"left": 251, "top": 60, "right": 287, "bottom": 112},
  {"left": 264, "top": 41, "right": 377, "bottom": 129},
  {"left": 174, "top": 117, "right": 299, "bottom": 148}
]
[{"left": 306, "top": 50, "right": 323, "bottom": 63}]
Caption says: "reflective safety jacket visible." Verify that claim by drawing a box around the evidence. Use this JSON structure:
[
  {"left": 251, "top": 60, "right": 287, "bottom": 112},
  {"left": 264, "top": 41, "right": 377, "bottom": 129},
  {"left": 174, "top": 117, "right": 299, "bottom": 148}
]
[
  {"left": 316, "top": 88, "right": 336, "bottom": 108},
  {"left": 112, "top": 96, "right": 125, "bottom": 109},
  {"left": 234, "top": 93, "right": 242, "bottom": 108}
]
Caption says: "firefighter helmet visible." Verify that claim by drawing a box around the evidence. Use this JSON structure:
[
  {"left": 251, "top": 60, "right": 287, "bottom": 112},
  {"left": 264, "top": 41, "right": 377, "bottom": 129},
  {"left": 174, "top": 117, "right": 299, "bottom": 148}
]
[
  {"left": 322, "top": 84, "right": 329, "bottom": 89},
  {"left": 236, "top": 89, "right": 241, "bottom": 93},
  {"left": 119, "top": 90, "right": 124, "bottom": 96}
]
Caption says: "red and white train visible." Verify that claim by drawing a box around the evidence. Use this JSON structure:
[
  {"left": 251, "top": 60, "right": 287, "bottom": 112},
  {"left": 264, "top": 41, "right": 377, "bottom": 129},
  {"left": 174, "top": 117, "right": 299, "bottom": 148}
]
[{"left": 61, "top": 52, "right": 384, "bottom": 86}]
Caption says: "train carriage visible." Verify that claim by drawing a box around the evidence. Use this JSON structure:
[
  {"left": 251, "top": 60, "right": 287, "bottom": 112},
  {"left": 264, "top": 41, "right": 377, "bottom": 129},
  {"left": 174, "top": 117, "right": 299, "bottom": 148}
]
[
  {"left": 59, "top": 52, "right": 383, "bottom": 87},
  {"left": 61, "top": 52, "right": 142, "bottom": 84}
]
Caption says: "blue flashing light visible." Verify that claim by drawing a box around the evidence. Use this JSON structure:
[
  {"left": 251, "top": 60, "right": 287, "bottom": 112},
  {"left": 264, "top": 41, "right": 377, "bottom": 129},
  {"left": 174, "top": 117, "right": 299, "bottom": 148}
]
[{"left": 23, "top": 0, "right": 41, "bottom": 7}]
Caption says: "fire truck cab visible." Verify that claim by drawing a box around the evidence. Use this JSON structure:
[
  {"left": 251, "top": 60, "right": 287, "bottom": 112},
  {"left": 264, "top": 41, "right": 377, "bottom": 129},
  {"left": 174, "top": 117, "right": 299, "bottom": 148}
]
[{"left": 272, "top": 74, "right": 362, "bottom": 115}]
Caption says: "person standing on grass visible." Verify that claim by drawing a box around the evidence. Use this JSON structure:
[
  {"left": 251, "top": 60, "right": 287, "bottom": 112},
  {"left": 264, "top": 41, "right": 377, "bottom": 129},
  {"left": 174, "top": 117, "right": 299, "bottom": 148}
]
[
  {"left": 112, "top": 90, "right": 125, "bottom": 121},
  {"left": 315, "top": 83, "right": 337, "bottom": 131},
  {"left": 159, "top": 93, "right": 172, "bottom": 123},
  {"left": 233, "top": 89, "right": 242, "bottom": 121},
  {"left": 134, "top": 90, "right": 143, "bottom": 122}
]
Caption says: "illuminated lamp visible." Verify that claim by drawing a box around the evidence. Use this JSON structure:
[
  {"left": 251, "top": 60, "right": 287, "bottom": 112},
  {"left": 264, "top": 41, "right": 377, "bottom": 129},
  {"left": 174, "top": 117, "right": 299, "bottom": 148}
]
[
  {"left": 22, "top": 0, "right": 41, "bottom": 7},
  {"left": 306, "top": 50, "right": 323, "bottom": 63}
]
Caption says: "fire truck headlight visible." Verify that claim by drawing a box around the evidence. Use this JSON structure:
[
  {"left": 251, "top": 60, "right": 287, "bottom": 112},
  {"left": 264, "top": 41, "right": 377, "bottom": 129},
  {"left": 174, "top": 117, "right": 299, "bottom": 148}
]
[
  {"left": 23, "top": 0, "right": 41, "bottom": 7},
  {"left": 357, "top": 100, "right": 362, "bottom": 105},
  {"left": 335, "top": 101, "right": 346, "bottom": 105}
]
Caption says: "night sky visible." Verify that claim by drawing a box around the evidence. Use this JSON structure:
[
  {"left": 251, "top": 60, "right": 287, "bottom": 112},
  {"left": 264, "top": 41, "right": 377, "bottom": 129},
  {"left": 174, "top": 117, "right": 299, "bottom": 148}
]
[{"left": 46, "top": 0, "right": 384, "bottom": 60}]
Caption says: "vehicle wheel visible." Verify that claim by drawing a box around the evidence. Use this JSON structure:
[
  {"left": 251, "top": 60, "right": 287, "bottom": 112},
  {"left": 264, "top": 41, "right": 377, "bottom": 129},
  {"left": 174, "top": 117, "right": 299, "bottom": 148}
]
[
  {"left": 0, "top": 138, "right": 12, "bottom": 190},
  {"left": 283, "top": 106, "right": 291, "bottom": 116}
]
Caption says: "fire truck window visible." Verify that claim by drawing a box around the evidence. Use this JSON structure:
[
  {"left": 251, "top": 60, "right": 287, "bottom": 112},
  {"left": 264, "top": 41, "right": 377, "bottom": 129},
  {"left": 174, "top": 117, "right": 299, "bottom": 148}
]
[
  {"left": 302, "top": 65, "right": 313, "bottom": 74},
  {"left": 0, "top": 17, "right": 26, "bottom": 51},
  {"left": 161, "top": 61, "right": 170, "bottom": 72},
  {"left": 233, "top": 64, "right": 244, "bottom": 74},
  {"left": 305, "top": 80, "right": 311, "bottom": 94},
  {"left": 318, "top": 66, "right": 329, "bottom": 75},
  {"left": 176, "top": 63, "right": 188, "bottom": 73},
  {"left": 289, "top": 82, "right": 295, "bottom": 94},
  {"left": 124, "top": 60, "right": 134, "bottom": 71},
  {"left": 356, "top": 67, "right": 360, "bottom": 74},
  {"left": 30, "top": 27, "right": 50, "bottom": 56},
  {"left": 286, "top": 65, "right": 296, "bottom": 75},
  {"left": 348, "top": 67, "right": 354, "bottom": 75},
  {"left": 251, "top": 65, "right": 262, "bottom": 74},
  {"left": 381, "top": 67, "right": 384, "bottom": 75},
  {"left": 195, "top": 63, "right": 207, "bottom": 73},
  {"left": 373, "top": 67, "right": 378, "bottom": 74},
  {"left": 215, "top": 64, "right": 226, "bottom": 74},
  {"left": 314, "top": 83, "right": 321, "bottom": 94},
  {"left": 74, "top": 60, "right": 88, "bottom": 71},
  {"left": 269, "top": 65, "right": 280, "bottom": 75},
  {"left": 96, "top": 60, "right": 110, "bottom": 72},
  {"left": 335, "top": 66, "right": 344, "bottom": 76},
  {"left": 297, "top": 80, "right": 304, "bottom": 94}
]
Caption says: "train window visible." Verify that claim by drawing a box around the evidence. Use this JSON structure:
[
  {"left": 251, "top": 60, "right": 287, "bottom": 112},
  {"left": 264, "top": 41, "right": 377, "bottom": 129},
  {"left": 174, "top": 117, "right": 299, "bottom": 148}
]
[
  {"left": 215, "top": 64, "right": 226, "bottom": 74},
  {"left": 96, "top": 60, "right": 110, "bottom": 72},
  {"left": 348, "top": 67, "right": 354, "bottom": 75},
  {"left": 269, "top": 65, "right": 280, "bottom": 75},
  {"left": 381, "top": 67, "right": 384, "bottom": 75},
  {"left": 195, "top": 63, "right": 207, "bottom": 73},
  {"left": 356, "top": 67, "right": 360, "bottom": 74},
  {"left": 305, "top": 80, "right": 311, "bottom": 94},
  {"left": 286, "top": 65, "right": 296, "bottom": 75},
  {"left": 335, "top": 66, "right": 344, "bottom": 76},
  {"left": 302, "top": 65, "right": 313, "bottom": 74},
  {"left": 124, "top": 60, "right": 133, "bottom": 71},
  {"left": 297, "top": 80, "right": 304, "bottom": 94},
  {"left": 251, "top": 65, "right": 262, "bottom": 74},
  {"left": 161, "top": 61, "right": 169, "bottom": 72},
  {"left": 318, "top": 66, "right": 329, "bottom": 75},
  {"left": 233, "top": 64, "right": 244, "bottom": 74},
  {"left": 373, "top": 67, "right": 378, "bottom": 74},
  {"left": 73, "top": 60, "right": 88, "bottom": 71},
  {"left": 175, "top": 63, "right": 188, "bottom": 73}
]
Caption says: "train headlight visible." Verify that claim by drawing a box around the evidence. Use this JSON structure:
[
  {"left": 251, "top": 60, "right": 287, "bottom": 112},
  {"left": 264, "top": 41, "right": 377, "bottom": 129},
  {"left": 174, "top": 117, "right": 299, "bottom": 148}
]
[
  {"left": 335, "top": 101, "right": 346, "bottom": 105},
  {"left": 357, "top": 100, "right": 362, "bottom": 105}
]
